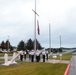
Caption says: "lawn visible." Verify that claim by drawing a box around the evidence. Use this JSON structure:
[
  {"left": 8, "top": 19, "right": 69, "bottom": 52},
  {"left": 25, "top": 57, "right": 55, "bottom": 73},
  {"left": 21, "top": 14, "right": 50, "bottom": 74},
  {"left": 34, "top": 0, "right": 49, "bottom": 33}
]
[
  {"left": 0, "top": 53, "right": 13, "bottom": 57},
  {"left": 49, "top": 53, "right": 72, "bottom": 60},
  {"left": 0, "top": 62, "right": 67, "bottom": 75},
  {"left": 0, "top": 53, "right": 71, "bottom": 75}
]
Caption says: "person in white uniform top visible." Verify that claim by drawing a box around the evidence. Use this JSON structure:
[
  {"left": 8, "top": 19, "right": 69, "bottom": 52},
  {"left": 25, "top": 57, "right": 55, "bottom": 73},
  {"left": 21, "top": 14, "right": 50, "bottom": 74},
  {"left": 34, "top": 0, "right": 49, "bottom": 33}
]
[
  {"left": 29, "top": 51, "right": 31, "bottom": 61},
  {"left": 46, "top": 50, "right": 48, "bottom": 61},
  {"left": 19, "top": 50, "right": 24, "bottom": 61},
  {"left": 24, "top": 51, "right": 26, "bottom": 60},
  {"left": 42, "top": 49, "right": 46, "bottom": 62},
  {"left": 35, "top": 50, "right": 40, "bottom": 62},
  {"left": 30, "top": 50, "right": 35, "bottom": 62}
]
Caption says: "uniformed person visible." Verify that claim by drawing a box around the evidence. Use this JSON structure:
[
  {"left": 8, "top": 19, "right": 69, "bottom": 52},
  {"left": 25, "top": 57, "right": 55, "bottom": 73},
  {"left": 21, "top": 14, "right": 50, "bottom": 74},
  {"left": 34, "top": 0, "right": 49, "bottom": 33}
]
[
  {"left": 46, "top": 50, "right": 48, "bottom": 61},
  {"left": 29, "top": 51, "right": 31, "bottom": 61},
  {"left": 42, "top": 50, "right": 46, "bottom": 62},
  {"left": 30, "top": 50, "right": 35, "bottom": 62},
  {"left": 24, "top": 51, "right": 26, "bottom": 60},
  {"left": 35, "top": 50, "right": 40, "bottom": 62},
  {"left": 20, "top": 50, "right": 24, "bottom": 61}
]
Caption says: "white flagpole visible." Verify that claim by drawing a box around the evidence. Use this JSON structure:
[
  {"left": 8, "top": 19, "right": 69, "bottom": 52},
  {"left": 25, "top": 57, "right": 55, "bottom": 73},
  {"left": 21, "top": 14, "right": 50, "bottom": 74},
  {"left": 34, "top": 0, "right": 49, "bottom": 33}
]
[
  {"left": 49, "top": 23, "right": 51, "bottom": 53},
  {"left": 8, "top": 35, "right": 9, "bottom": 51},
  {"left": 60, "top": 34, "right": 61, "bottom": 48},
  {"left": 32, "top": 0, "right": 39, "bottom": 51},
  {"left": 34, "top": 0, "right": 36, "bottom": 51}
]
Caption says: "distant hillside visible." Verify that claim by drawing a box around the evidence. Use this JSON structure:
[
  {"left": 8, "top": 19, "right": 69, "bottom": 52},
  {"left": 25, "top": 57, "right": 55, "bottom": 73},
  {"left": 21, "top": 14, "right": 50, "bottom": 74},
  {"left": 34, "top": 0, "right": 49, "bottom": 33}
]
[{"left": 61, "top": 47, "right": 76, "bottom": 50}]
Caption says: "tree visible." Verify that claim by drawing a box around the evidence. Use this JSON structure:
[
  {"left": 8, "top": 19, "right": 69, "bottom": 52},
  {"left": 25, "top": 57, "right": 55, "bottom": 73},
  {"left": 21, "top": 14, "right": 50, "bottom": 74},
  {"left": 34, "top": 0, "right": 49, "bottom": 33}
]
[
  {"left": 59, "top": 48, "right": 62, "bottom": 52},
  {"left": 5, "top": 40, "right": 10, "bottom": 50},
  {"left": 17, "top": 40, "right": 25, "bottom": 51},
  {"left": 0, "top": 40, "right": 12, "bottom": 50},
  {"left": 10, "top": 46, "right": 14, "bottom": 52},
  {"left": 1, "top": 41, "right": 5, "bottom": 50},
  {"left": 33, "top": 39, "right": 42, "bottom": 50},
  {"left": 26, "top": 39, "right": 42, "bottom": 50},
  {"left": 26, "top": 38, "right": 33, "bottom": 50},
  {"left": 36, "top": 39, "right": 42, "bottom": 50}
]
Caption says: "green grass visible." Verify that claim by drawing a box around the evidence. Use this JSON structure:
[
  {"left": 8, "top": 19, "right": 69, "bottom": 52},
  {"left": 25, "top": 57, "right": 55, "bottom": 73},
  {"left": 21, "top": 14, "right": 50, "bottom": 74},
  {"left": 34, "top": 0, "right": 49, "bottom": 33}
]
[
  {"left": 0, "top": 53, "right": 13, "bottom": 57},
  {"left": 0, "top": 53, "right": 70, "bottom": 75},
  {"left": 0, "top": 62, "right": 67, "bottom": 75},
  {"left": 49, "top": 53, "right": 72, "bottom": 60},
  {"left": 59, "top": 54, "right": 72, "bottom": 60}
]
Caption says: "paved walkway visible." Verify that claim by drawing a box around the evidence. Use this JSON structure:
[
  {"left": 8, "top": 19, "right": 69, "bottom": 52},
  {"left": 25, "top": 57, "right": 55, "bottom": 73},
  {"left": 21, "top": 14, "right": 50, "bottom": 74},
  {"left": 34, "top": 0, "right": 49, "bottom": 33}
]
[
  {"left": 0, "top": 56, "right": 70, "bottom": 64},
  {"left": 68, "top": 56, "right": 76, "bottom": 75},
  {"left": 46, "top": 59, "right": 70, "bottom": 64}
]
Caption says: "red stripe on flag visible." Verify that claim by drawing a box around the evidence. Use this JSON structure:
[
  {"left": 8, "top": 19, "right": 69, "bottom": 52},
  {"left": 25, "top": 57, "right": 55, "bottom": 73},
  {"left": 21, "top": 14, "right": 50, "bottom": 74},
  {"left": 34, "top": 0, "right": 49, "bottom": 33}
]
[{"left": 37, "top": 20, "right": 40, "bottom": 35}]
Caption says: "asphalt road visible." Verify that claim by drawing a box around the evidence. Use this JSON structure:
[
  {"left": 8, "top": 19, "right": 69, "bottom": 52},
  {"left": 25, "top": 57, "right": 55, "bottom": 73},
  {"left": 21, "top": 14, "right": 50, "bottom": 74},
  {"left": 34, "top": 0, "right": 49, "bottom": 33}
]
[{"left": 68, "top": 56, "right": 76, "bottom": 75}]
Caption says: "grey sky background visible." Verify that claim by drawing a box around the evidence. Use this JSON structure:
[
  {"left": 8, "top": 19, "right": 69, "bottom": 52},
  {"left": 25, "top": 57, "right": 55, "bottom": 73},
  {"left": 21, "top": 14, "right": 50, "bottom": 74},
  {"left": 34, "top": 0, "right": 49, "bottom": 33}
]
[{"left": 0, "top": 0, "right": 76, "bottom": 48}]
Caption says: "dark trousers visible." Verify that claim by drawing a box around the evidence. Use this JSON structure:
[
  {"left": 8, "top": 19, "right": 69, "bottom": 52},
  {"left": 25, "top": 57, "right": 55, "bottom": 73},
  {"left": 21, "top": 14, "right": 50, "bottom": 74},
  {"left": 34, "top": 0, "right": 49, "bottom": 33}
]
[
  {"left": 46, "top": 54, "right": 48, "bottom": 61},
  {"left": 36, "top": 56, "right": 39, "bottom": 62},
  {"left": 39, "top": 55, "right": 40, "bottom": 61},
  {"left": 20, "top": 55, "right": 23, "bottom": 61},
  {"left": 43, "top": 55, "right": 45, "bottom": 62},
  {"left": 31, "top": 55, "right": 34, "bottom": 62},
  {"left": 24, "top": 54, "right": 26, "bottom": 60}
]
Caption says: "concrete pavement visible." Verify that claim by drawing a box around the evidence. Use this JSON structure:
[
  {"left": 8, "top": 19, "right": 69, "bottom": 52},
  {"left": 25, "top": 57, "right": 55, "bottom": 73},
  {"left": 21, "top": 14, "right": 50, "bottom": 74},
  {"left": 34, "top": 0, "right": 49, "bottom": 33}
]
[{"left": 0, "top": 56, "right": 70, "bottom": 64}]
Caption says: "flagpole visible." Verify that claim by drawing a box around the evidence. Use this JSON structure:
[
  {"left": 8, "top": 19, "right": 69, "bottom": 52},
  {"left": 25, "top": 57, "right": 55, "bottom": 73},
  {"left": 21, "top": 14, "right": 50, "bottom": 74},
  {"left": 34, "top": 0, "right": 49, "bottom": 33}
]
[
  {"left": 34, "top": 0, "right": 36, "bottom": 51},
  {"left": 8, "top": 35, "right": 9, "bottom": 51},
  {"left": 60, "top": 34, "right": 61, "bottom": 48},
  {"left": 49, "top": 23, "right": 51, "bottom": 53},
  {"left": 32, "top": 0, "right": 39, "bottom": 51}
]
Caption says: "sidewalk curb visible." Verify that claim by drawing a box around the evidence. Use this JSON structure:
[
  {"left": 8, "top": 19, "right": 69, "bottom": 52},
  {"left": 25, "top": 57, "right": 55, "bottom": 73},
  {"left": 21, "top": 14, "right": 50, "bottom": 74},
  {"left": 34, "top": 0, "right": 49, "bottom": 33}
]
[
  {"left": 64, "top": 57, "right": 72, "bottom": 75},
  {"left": 64, "top": 64, "right": 71, "bottom": 75}
]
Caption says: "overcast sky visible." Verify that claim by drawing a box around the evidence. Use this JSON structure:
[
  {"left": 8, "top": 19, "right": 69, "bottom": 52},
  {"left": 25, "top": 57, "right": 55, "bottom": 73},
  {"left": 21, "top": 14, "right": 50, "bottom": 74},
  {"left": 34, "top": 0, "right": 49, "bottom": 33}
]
[{"left": 0, "top": 0, "right": 76, "bottom": 48}]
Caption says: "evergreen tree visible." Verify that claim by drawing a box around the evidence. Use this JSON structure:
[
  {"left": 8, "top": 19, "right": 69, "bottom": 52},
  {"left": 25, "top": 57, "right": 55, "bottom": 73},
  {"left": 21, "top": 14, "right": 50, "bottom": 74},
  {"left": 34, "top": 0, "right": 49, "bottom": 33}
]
[
  {"left": 26, "top": 38, "right": 33, "bottom": 50},
  {"left": 33, "top": 39, "right": 42, "bottom": 50},
  {"left": 1, "top": 41, "right": 5, "bottom": 50},
  {"left": 17, "top": 40, "right": 25, "bottom": 51},
  {"left": 6, "top": 40, "right": 10, "bottom": 50}
]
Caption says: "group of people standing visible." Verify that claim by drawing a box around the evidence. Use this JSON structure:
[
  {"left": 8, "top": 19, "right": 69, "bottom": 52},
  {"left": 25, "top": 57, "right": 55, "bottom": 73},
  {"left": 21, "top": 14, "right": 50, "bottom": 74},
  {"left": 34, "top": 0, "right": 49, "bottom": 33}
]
[{"left": 19, "top": 49, "right": 48, "bottom": 62}]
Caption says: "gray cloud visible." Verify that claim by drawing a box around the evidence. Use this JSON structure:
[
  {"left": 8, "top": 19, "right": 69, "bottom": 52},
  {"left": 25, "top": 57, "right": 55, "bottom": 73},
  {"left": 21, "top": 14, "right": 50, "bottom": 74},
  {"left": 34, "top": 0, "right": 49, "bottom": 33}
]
[{"left": 0, "top": 0, "right": 76, "bottom": 48}]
